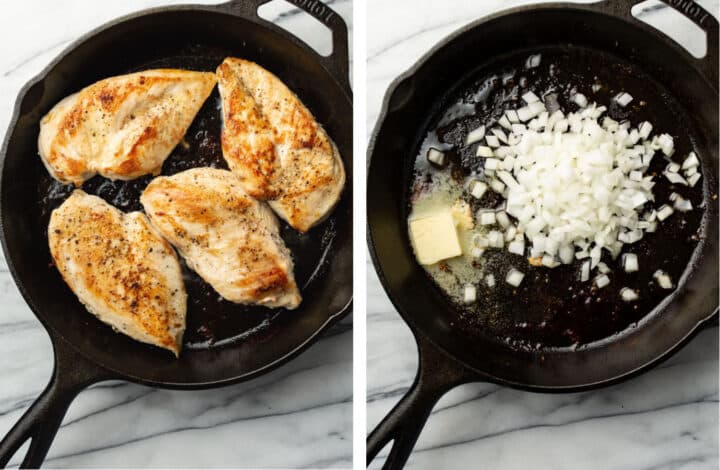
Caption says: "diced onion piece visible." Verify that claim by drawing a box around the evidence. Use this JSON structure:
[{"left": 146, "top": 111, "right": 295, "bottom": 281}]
[
  {"left": 597, "top": 262, "right": 611, "bottom": 274},
  {"left": 427, "top": 148, "right": 445, "bottom": 165},
  {"left": 638, "top": 121, "right": 653, "bottom": 140},
  {"left": 517, "top": 106, "right": 535, "bottom": 122},
  {"left": 629, "top": 170, "right": 643, "bottom": 182},
  {"left": 622, "top": 253, "right": 639, "bottom": 272},
  {"left": 529, "top": 101, "right": 545, "bottom": 116},
  {"left": 476, "top": 146, "right": 494, "bottom": 157},
  {"left": 508, "top": 239, "right": 525, "bottom": 255},
  {"left": 653, "top": 270, "right": 673, "bottom": 289},
  {"left": 466, "top": 126, "right": 486, "bottom": 145},
  {"left": 682, "top": 152, "right": 699, "bottom": 170},
  {"left": 674, "top": 197, "right": 693, "bottom": 212},
  {"left": 657, "top": 204, "right": 674, "bottom": 221},
  {"left": 572, "top": 93, "right": 588, "bottom": 108},
  {"left": 485, "top": 158, "right": 500, "bottom": 170},
  {"left": 522, "top": 91, "right": 540, "bottom": 104},
  {"left": 526, "top": 54, "right": 541, "bottom": 69},
  {"left": 485, "top": 135, "right": 500, "bottom": 148},
  {"left": 505, "top": 225, "right": 517, "bottom": 242},
  {"left": 542, "top": 255, "right": 560, "bottom": 268},
  {"left": 496, "top": 211, "right": 511, "bottom": 228},
  {"left": 489, "top": 179, "right": 505, "bottom": 193},
  {"left": 471, "top": 247, "right": 484, "bottom": 258},
  {"left": 595, "top": 274, "right": 611, "bottom": 288},
  {"left": 664, "top": 171, "right": 687, "bottom": 185},
  {"left": 492, "top": 128, "right": 509, "bottom": 144},
  {"left": 657, "top": 133, "right": 675, "bottom": 156},
  {"left": 666, "top": 162, "right": 680, "bottom": 173},
  {"left": 487, "top": 230, "right": 504, "bottom": 248},
  {"left": 614, "top": 92, "right": 633, "bottom": 107},
  {"left": 620, "top": 287, "right": 639, "bottom": 302},
  {"left": 506, "top": 268, "right": 525, "bottom": 287},
  {"left": 580, "top": 260, "right": 590, "bottom": 282},
  {"left": 506, "top": 109, "right": 520, "bottom": 123},
  {"left": 463, "top": 285, "right": 477, "bottom": 304},
  {"left": 498, "top": 115, "right": 512, "bottom": 130},
  {"left": 470, "top": 180, "right": 487, "bottom": 199},
  {"left": 558, "top": 244, "right": 574, "bottom": 264},
  {"left": 687, "top": 172, "right": 702, "bottom": 187},
  {"left": 485, "top": 274, "right": 496, "bottom": 288},
  {"left": 684, "top": 166, "right": 698, "bottom": 177},
  {"left": 479, "top": 211, "right": 496, "bottom": 225}
]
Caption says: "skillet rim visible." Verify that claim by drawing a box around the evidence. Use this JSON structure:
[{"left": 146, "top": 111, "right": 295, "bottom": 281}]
[
  {"left": 0, "top": 2, "right": 353, "bottom": 389},
  {"left": 366, "top": 2, "right": 718, "bottom": 391}
]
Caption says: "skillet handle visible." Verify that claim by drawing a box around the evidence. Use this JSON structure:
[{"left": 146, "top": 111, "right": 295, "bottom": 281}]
[
  {"left": 367, "top": 335, "right": 477, "bottom": 469},
  {"left": 594, "top": 0, "right": 718, "bottom": 85},
  {"left": 0, "top": 337, "right": 113, "bottom": 468},
  {"left": 215, "top": 0, "right": 351, "bottom": 91}
]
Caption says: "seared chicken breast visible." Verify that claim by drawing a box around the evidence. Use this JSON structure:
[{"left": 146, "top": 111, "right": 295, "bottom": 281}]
[
  {"left": 216, "top": 57, "right": 345, "bottom": 232},
  {"left": 39, "top": 69, "right": 216, "bottom": 185},
  {"left": 141, "top": 168, "right": 301, "bottom": 309},
  {"left": 48, "top": 190, "right": 187, "bottom": 356}
]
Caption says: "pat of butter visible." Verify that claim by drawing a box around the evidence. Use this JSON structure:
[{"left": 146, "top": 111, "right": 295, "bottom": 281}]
[{"left": 409, "top": 211, "right": 462, "bottom": 265}]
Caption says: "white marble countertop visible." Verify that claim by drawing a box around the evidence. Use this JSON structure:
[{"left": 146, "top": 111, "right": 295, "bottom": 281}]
[
  {"left": 0, "top": 1, "right": 352, "bottom": 468},
  {"left": 367, "top": 1, "right": 718, "bottom": 469}
]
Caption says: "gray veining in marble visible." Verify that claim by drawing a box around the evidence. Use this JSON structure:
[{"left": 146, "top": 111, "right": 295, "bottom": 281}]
[
  {"left": 0, "top": 1, "right": 352, "bottom": 468},
  {"left": 366, "top": 1, "right": 719, "bottom": 469}
]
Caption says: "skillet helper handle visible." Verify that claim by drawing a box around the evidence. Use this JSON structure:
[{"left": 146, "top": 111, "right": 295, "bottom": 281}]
[
  {"left": 367, "top": 336, "right": 476, "bottom": 470},
  {"left": 216, "top": 0, "right": 351, "bottom": 91},
  {"left": 596, "top": 0, "right": 718, "bottom": 85},
  {"left": 0, "top": 338, "right": 112, "bottom": 468}
]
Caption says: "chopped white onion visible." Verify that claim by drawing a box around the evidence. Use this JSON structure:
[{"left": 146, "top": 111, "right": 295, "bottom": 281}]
[
  {"left": 664, "top": 171, "right": 687, "bottom": 185},
  {"left": 508, "top": 239, "right": 525, "bottom": 255},
  {"left": 498, "top": 115, "right": 512, "bottom": 131},
  {"left": 572, "top": 93, "right": 588, "bottom": 108},
  {"left": 485, "top": 135, "right": 500, "bottom": 148},
  {"left": 682, "top": 152, "right": 699, "bottom": 169},
  {"left": 463, "top": 285, "right": 477, "bottom": 304},
  {"left": 506, "top": 268, "right": 525, "bottom": 287},
  {"left": 638, "top": 121, "right": 653, "bottom": 140},
  {"left": 620, "top": 287, "right": 639, "bottom": 302},
  {"left": 657, "top": 204, "right": 674, "bottom": 221},
  {"left": 427, "top": 148, "right": 445, "bottom": 165},
  {"left": 470, "top": 181, "right": 487, "bottom": 200},
  {"left": 476, "top": 146, "right": 494, "bottom": 157},
  {"left": 595, "top": 274, "right": 611, "bottom": 288},
  {"left": 492, "top": 128, "right": 509, "bottom": 144},
  {"left": 622, "top": 253, "right": 639, "bottom": 272},
  {"left": 506, "top": 109, "right": 520, "bottom": 123},
  {"left": 496, "top": 211, "right": 511, "bottom": 228},
  {"left": 489, "top": 179, "right": 505, "bottom": 193},
  {"left": 580, "top": 260, "right": 590, "bottom": 282},
  {"left": 487, "top": 230, "right": 504, "bottom": 248},
  {"left": 673, "top": 197, "right": 693, "bottom": 212},
  {"left": 466, "top": 126, "right": 486, "bottom": 145},
  {"left": 471, "top": 247, "right": 485, "bottom": 258},
  {"left": 653, "top": 270, "right": 673, "bottom": 289},
  {"left": 666, "top": 162, "right": 680, "bottom": 173},
  {"left": 687, "top": 172, "right": 702, "bottom": 187},
  {"left": 479, "top": 211, "right": 496, "bottom": 225},
  {"left": 526, "top": 54, "right": 542, "bottom": 69},
  {"left": 522, "top": 91, "right": 540, "bottom": 104},
  {"left": 614, "top": 92, "right": 633, "bottom": 107},
  {"left": 485, "top": 274, "right": 496, "bottom": 288}
]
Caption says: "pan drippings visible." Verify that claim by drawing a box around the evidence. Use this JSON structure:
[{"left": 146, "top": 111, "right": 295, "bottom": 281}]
[{"left": 410, "top": 47, "right": 708, "bottom": 349}]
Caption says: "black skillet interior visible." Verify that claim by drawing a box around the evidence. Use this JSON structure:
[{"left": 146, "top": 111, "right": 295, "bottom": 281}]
[
  {"left": 368, "top": 0, "right": 718, "bottom": 392},
  {"left": 2, "top": 3, "right": 353, "bottom": 388},
  {"left": 368, "top": 1, "right": 717, "bottom": 467}
]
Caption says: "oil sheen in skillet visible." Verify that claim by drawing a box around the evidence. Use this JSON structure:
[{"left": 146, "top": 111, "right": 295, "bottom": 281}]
[
  {"left": 38, "top": 54, "right": 337, "bottom": 351},
  {"left": 409, "top": 47, "right": 707, "bottom": 349}
]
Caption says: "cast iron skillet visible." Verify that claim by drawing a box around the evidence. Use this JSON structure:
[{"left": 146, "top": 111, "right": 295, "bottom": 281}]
[
  {"left": 366, "top": 1, "right": 717, "bottom": 468},
  {"left": 0, "top": 0, "right": 352, "bottom": 467}
]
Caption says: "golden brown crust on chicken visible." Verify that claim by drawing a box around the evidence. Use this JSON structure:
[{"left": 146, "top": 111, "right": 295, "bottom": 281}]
[
  {"left": 48, "top": 190, "right": 187, "bottom": 356},
  {"left": 39, "top": 69, "right": 217, "bottom": 185},
  {"left": 216, "top": 58, "right": 345, "bottom": 232},
  {"left": 140, "top": 168, "right": 301, "bottom": 309}
]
